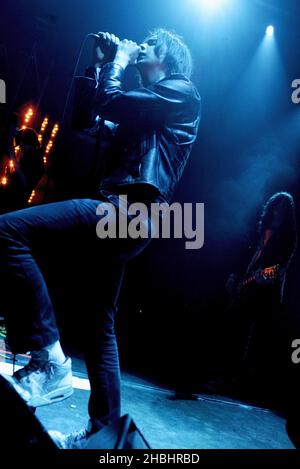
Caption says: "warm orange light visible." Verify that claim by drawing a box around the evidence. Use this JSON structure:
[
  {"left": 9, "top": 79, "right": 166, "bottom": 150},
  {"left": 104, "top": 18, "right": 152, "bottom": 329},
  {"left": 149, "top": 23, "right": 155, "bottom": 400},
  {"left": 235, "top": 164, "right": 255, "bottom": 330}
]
[
  {"left": 23, "top": 107, "right": 34, "bottom": 127},
  {"left": 1, "top": 177, "right": 8, "bottom": 186},
  {"left": 28, "top": 189, "right": 36, "bottom": 204},
  {"left": 40, "top": 117, "right": 49, "bottom": 134},
  {"left": 51, "top": 123, "right": 59, "bottom": 138},
  {"left": 42, "top": 123, "right": 59, "bottom": 164}
]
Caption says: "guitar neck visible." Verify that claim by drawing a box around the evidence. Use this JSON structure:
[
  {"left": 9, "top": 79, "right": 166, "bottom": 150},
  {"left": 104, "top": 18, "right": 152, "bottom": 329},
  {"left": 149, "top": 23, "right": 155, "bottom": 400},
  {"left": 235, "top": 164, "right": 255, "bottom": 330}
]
[{"left": 239, "top": 275, "right": 255, "bottom": 288}]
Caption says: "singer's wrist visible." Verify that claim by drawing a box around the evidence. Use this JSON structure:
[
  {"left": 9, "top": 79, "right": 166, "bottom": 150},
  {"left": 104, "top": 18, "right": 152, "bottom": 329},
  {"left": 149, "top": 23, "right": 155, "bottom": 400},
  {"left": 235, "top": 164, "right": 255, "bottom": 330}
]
[{"left": 113, "top": 51, "right": 130, "bottom": 69}]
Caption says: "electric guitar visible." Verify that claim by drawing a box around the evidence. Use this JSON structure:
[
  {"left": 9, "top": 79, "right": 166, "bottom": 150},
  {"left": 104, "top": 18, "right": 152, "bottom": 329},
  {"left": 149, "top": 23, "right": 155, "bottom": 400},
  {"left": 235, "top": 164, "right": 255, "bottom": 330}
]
[{"left": 237, "top": 264, "right": 280, "bottom": 292}]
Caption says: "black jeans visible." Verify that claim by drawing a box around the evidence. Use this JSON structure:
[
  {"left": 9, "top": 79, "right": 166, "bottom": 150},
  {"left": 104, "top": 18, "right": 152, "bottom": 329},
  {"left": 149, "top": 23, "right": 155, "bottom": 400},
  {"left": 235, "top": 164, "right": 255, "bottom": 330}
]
[{"left": 0, "top": 193, "right": 154, "bottom": 430}]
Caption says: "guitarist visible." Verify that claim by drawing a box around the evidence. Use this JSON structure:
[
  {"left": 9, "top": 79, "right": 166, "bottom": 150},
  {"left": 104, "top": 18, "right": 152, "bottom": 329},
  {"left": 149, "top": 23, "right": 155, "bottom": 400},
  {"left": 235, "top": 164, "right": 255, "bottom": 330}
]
[{"left": 225, "top": 192, "right": 297, "bottom": 394}]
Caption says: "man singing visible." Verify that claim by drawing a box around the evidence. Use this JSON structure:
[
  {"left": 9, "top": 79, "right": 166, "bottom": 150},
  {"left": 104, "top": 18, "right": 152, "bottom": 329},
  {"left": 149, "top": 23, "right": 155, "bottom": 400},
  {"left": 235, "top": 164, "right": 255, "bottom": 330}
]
[{"left": 0, "top": 29, "right": 200, "bottom": 448}]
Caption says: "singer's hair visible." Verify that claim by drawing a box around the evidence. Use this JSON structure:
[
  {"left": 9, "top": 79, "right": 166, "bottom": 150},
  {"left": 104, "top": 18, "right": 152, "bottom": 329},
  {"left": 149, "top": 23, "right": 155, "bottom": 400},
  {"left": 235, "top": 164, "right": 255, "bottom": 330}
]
[{"left": 145, "top": 28, "right": 193, "bottom": 78}]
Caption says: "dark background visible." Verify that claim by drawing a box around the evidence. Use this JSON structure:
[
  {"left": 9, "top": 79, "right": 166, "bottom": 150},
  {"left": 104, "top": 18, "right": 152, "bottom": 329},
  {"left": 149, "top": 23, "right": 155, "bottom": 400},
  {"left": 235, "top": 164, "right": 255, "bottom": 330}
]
[{"left": 1, "top": 0, "right": 300, "bottom": 401}]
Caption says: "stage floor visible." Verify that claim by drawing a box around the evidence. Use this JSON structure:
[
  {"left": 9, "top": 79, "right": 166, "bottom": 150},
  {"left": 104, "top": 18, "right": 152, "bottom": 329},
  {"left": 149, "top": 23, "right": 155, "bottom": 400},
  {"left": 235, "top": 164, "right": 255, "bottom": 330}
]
[{"left": 0, "top": 345, "right": 294, "bottom": 449}]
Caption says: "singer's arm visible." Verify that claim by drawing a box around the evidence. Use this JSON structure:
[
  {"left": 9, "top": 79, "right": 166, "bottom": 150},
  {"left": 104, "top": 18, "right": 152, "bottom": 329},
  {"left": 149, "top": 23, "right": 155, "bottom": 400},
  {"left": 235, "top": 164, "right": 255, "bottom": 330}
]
[{"left": 94, "top": 63, "right": 200, "bottom": 125}]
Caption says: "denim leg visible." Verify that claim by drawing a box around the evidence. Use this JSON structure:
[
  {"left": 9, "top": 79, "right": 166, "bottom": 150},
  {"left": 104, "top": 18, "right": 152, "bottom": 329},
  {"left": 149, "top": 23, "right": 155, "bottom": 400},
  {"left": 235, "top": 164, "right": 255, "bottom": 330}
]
[
  {"left": 0, "top": 196, "right": 152, "bottom": 429},
  {"left": 84, "top": 259, "right": 125, "bottom": 430},
  {"left": 0, "top": 199, "right": 101, "bottom": 352}
]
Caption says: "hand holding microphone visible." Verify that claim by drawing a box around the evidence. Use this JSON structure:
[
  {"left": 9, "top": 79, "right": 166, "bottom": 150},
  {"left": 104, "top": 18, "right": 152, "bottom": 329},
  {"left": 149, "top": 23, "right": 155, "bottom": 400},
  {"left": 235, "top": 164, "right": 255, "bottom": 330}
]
[
  {"left": 89, "top": 32, "right": 120, "bottom": 62},
  {"left": 90, "top": 32, "right": 141, "bottom": 67},
  {"left": 116, "top": 39, "right": 141, "bottom": 65}
]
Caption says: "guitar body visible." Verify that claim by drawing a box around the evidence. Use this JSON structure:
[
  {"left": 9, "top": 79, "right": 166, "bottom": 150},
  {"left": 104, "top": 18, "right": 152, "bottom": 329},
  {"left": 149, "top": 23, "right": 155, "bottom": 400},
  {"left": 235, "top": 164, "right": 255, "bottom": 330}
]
[
  {"left": 238, "top": 264, "right": 280, "bottom": 292},
  {"left": 228, "top": 264, "right": 281, "bottom": 310}
]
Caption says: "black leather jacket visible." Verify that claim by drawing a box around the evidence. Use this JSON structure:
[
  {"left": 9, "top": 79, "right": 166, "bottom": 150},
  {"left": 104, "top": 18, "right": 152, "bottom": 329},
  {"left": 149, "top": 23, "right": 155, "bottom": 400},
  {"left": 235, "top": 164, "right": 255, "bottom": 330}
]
[{"left": 94, "top": 63, "right": 201, "bottom": 202}]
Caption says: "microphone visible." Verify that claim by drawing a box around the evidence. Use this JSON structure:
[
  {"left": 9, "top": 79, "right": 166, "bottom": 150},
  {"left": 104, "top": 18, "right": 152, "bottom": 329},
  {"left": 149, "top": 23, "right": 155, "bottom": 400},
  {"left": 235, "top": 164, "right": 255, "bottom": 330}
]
[
  {"left": 87, "top": 32, "right": 117, "bottom": 57},
  {"left": 87, "top": 33, "right": 102, "bottom": 41},
  {"left": 87, "top": 33, "right": 142, "bottom": 64}
]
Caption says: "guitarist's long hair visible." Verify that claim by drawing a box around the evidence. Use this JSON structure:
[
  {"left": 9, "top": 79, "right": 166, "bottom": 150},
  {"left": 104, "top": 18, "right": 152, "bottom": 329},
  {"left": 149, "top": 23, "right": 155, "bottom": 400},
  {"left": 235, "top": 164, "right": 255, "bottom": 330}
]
[{"left": 258, "top": 192, "right": 297, "bottom": 237}]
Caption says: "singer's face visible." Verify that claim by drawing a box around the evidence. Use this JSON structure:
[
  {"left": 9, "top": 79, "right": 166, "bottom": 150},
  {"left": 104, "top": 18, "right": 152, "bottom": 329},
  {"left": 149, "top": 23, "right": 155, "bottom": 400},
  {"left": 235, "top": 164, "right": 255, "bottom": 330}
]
[{"left": 136, "top": 37, "right": 163, "bottom": 72}]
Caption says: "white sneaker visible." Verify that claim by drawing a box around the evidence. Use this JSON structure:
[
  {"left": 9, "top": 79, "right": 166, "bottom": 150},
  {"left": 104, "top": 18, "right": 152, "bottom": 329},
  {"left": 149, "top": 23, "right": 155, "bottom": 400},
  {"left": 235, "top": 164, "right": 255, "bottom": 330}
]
[
  {"left": 9, "top": 349, "right": 73, "bottom": 407},
  {"left": 49, "top": 427, "right": 92, "bottom": 449}
]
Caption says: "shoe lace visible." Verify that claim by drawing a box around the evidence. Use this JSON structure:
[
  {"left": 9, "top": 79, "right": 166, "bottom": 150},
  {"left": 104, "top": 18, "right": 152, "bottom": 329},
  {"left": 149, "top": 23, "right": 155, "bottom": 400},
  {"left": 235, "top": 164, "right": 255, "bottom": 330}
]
[
  {"left": 65, "top": 428, "right": 89, "bottom": 447},
  {"left": 14, "top": 349, "right": 50, "bottom": 380},
  {"left": 49, "top": 428, "right": 90, "bottom": 449}
]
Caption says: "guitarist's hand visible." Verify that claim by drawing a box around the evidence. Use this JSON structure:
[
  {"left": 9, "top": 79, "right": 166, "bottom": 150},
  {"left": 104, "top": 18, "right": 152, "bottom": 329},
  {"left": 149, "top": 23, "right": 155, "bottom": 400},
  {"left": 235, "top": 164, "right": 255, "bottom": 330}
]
[{"left": 254, "top": 269, "right": 276, "bottom": 285}]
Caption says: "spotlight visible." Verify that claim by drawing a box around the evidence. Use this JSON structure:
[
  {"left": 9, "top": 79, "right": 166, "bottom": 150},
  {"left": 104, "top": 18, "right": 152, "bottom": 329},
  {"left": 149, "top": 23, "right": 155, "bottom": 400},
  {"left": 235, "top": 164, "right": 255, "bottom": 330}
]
[
  {"left": 202, "top": 0, "right": 225, "bottom": 8},
  {"left": 266, "top": 25, "right": 274, "bottom": 37}
]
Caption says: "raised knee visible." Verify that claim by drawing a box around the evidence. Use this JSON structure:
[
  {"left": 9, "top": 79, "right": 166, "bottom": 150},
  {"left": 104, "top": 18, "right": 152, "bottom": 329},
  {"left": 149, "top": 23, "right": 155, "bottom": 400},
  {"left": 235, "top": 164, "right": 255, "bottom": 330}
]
[
  {"left": 0, "top": 214, "right": 10, "bottom": 237},
  {"left": 0, "top": 213, "right": 18, "bottom": 243}
]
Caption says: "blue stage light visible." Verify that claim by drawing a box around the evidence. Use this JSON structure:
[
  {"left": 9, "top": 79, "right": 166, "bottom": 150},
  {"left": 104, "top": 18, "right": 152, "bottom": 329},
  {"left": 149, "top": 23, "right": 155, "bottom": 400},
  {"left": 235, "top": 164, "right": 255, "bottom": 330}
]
[
  {"left": 202, "top": 0, "right": 225, "bottom": 9},
  {"left": 187, "top": 0, "right": 235, "bottom": 16},
  {"left": 266, "top": 25, "right": 274, "bottom": 37}
]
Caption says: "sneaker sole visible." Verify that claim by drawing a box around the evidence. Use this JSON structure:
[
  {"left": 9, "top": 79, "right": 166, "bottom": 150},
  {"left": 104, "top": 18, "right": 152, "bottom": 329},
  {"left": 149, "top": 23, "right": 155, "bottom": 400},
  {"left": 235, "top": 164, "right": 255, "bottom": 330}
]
[{"left": 28, "top": 386, "right": 74, "bottom": 407}]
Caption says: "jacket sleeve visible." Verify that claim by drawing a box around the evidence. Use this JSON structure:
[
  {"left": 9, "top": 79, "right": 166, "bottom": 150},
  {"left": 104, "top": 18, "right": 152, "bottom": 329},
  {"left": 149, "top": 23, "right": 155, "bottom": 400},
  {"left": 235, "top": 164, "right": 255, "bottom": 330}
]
[
  {"left": 72, "top": 76, "right": 99, "bottom": 131},
  {"left": 94, "top": 62, "right": 200, "bottom": 125}
]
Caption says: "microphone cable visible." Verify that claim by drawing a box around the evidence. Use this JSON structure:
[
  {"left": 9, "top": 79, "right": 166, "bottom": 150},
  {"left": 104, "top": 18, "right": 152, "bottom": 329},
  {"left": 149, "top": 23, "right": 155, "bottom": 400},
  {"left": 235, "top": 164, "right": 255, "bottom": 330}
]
[{"left": 61, "top": 34, "right": 94, "bottom": 126}]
